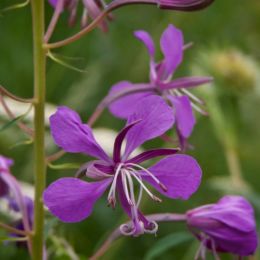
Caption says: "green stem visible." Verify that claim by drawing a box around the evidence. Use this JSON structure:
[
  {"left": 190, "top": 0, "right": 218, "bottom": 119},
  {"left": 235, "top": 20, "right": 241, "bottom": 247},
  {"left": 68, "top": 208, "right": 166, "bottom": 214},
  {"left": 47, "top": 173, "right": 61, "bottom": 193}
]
[{"left": 31, "top": 0, "right": 46, "bottom": 259}]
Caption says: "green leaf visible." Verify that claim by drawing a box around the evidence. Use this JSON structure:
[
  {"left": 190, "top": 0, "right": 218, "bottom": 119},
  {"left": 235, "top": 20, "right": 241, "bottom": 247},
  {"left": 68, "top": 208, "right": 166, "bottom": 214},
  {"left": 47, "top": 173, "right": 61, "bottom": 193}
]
[
  {"left": 0, "top": 104, "right": 32, "bottom": 132},
  {"left": 144, "top": 232, "right": 192, "bottom": 260},
  {"left": 9, "top": 138, "right": 33, "bottom": 149},
  {"left": 48, "top": 163, "right": 81, "bottom": 170},
  {"left": 0, "top": 114, "right": 24, "bottom": 132},
  {"left": 47, "top": 51, "right": 87, "bottom": 73}
]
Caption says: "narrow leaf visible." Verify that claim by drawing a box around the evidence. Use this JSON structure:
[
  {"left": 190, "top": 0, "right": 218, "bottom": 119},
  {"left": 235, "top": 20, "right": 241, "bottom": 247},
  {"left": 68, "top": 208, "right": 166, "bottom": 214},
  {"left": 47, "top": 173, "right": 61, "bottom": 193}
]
[
  {"left": 144, "top": 232, "right": 192, "bottom": 260},
  {"left": 48, "top": 163, "right": 81, "bottom": 170}
]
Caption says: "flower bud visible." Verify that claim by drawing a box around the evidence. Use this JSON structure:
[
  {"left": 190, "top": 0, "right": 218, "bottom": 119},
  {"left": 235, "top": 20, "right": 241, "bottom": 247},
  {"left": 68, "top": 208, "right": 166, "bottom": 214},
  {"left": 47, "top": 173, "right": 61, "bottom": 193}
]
[{"left": 186, "top": 196, "right": 258, "bottom": 257}]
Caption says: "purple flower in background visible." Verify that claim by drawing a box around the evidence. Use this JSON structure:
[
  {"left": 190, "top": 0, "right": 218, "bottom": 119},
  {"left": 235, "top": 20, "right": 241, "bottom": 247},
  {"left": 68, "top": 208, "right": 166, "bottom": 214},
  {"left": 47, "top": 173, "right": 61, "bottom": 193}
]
[
  {"left": 108, "top": 24, "right": 212, "bottom": 149},
  {"left": 44, "top": 96, "right": 202, "bottom": 236},
  {"left": 48, "top": 0, "right": 214, "bottom": 31},
  {"left": 0, "top": 156, "right": 13, "bottom": 197},
  {"left": 48, "top": 0, "right": 112, "bottom": 30},
  {"left": 0, "top": 155, "right": 33, "bottom": 247},
  {"left": 186, "top": 196, "right": 258, "bottom": 258}
]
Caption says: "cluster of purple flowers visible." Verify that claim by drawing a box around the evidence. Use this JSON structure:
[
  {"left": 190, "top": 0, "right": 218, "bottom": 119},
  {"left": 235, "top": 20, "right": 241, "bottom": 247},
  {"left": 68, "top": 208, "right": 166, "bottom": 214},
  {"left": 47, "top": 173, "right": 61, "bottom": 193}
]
[
  {"left": 48, "top": 0, "right": 214, "bottom": 30},
  {"left": 42, "top": 23, "right": 258, "bottom": 259}
]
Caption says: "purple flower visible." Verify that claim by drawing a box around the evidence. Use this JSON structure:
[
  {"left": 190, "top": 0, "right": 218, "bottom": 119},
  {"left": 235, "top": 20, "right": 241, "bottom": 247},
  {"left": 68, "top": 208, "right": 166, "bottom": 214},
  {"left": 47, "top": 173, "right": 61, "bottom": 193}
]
[
  {"left": 48, "top": 0, "right": 111, "bottom": 30},
  {"left": 0, "top": 155, "right": 33, "bottom": 247},
  {"left": 48, "top": 0, "right": 214, "bottom": 31},
  {"left": 186, "top": 196, "right": 258, "bottom": 258},
  {"left": 108, "top": 24, "right": 212, "bottom": 149},
  {"left": 43, "top": 96, "right": 202, "bottom": 236},
  {"left": 0, "top": 156, "right": 13, "bottom": 197}
]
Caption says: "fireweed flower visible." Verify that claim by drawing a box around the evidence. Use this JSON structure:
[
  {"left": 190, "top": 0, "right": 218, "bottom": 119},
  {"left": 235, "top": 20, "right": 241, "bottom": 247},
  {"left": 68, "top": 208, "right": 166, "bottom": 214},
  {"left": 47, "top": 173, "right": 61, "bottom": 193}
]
[
  {"left": 108, "top": 24, "right": 213, "bottom": 149},
  {"left": 0, "top": 156, "right": 33, "bottom": 245},
  {"left": 48, "top": 0, "right": 112, "bottom": 30},
  {"left": 186, "top": 196, "right": 258, "bottom": 258},
  {"left": 48, "top": 0, "right": 214, "bottom": 31},
  {"left": 43, "top": 96, "right": 202, "bottom": 236}
]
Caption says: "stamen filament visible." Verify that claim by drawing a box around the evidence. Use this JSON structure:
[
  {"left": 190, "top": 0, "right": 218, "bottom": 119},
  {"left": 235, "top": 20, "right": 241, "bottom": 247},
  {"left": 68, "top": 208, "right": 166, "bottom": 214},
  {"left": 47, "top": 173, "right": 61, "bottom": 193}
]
[
  {"left": 128, "top": 168, "right": 162, "bottom": 203},
  {"left": 126, "top": 163, "right": 167, "bottom": 192},
  {"left": 180, "top": 88, "right": 204, "bottom": 105},
  {"left": 107, "top": 163, "right": 123, "bottom": 206},
  {"left": 121, "top": 170, "right": 133, "bottom": 206}
]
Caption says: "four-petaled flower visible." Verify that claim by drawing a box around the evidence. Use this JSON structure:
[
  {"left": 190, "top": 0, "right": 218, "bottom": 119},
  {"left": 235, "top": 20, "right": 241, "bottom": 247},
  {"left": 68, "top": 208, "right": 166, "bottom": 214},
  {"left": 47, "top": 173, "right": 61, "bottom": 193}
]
[
  {"left": 186, "top": 196, "right": 258, "bottom": 258},
  {"left": 108, "top": 24, "right": 212, "bottom": 149},
  {"left": 43, "top": 96, "right": 202, "bottom": 236}
]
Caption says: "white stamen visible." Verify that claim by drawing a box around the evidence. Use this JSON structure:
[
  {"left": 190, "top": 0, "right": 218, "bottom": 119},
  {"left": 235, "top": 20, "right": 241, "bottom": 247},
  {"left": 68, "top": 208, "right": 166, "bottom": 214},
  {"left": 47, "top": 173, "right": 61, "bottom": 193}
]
[
  {"left": 128, "top": 168, "right": 162, "bottom": 203},
  {"left": 171, "top": 89, "right": 208, "bottom": 116},
  {"left": 107, "top": 163, "right": 123, "bottom": 206},
  {"left": 126, "top": 163, "right": 167, "bottom": 192},
  {"left": 121, "top": 170, "right": 133, "bottom": 206},
  {"left": 180, "top": 88, "right": 204, "bottom": 105},
  {"left": 191, "top": 102, "right": 208, "bottom": 115}
]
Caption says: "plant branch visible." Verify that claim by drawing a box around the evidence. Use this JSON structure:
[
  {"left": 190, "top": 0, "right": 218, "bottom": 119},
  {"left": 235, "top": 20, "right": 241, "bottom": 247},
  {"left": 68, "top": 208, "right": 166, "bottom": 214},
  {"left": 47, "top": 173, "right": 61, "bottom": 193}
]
[
  {"left": 0, "top": 94, "right": 34, "bottom": 136},
  {"left": 44, "top": 0, "right": 157, "bottom": 49},
  {"left": 0, "top": 85, "right": 34, "bottom": 103},
  {"left": 0, "top": 222, "right": 29, "bottom": 236},
  {"left": 44, "top": 0, "right": 64, "bottom": 43}
]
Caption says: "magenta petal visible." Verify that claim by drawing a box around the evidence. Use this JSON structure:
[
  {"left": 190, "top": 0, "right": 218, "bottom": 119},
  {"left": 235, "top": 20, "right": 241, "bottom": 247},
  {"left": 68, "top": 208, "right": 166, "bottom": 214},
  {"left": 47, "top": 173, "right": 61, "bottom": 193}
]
[
  {"left": 134, "top": 30, "right": 155, "bottom": 58},
  {"left": 108, "top": 81, "right": 153, "bottom": 119},
  {"left": 208, "top": 196, "right": 256, "bottom": 233},
  {"left": 159, "top": 24, "right": 184, "bottom": 78},
  {"left": 50, "top": 106, "right": 110, "bottom": 161},
  {"left": 126, "top": 148, "right": 179, "bottom": 164},
  {"left": 113, "top": 120, "right": 141, "bottom": 163},
  {"left": 124, "top": 95, "right": 175, "bottom": 158},
  {"left": 169, "top": 95, "right": 196, "bottom": 138},
  {"left": 142, "top": 154, "right": 202, "bottom": 199},
  {"left": 43, "top": 177, "right": 112, "bottom": 222},
  {"left": 48, "top": 0, "right": 58, "bottom": 8}
]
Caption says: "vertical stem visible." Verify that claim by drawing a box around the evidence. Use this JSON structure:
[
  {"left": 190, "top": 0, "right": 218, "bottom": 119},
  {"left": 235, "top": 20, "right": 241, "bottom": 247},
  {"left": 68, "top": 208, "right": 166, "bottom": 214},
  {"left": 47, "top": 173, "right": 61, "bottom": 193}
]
[{"left": 31, "top": 0, "right": 46, "bottom": 259}]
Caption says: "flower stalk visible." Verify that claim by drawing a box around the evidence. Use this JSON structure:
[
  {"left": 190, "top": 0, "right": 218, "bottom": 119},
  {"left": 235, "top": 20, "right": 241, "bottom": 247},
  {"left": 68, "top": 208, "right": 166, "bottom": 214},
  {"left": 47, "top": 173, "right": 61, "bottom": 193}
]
[{"left": 31, "top": 0, "right": 46, "bottom": 259}]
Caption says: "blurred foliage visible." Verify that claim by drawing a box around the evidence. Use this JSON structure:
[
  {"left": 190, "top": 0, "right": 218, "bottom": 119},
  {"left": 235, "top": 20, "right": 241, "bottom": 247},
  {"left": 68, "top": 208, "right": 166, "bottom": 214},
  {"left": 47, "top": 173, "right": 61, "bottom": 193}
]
[{"left": 0, "top": 0, "right": 260, "bottom": 259}]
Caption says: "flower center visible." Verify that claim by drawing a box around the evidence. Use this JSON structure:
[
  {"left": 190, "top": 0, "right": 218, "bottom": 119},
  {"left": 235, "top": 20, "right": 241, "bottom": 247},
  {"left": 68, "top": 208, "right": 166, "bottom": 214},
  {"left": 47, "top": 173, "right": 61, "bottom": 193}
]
[{"left": 107, "top": 163, "right": 165, "bottom": 236}]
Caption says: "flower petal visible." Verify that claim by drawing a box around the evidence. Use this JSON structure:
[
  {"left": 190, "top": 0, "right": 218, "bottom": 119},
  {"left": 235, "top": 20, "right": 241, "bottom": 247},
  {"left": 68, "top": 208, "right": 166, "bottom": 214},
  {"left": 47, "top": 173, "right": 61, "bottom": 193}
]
[
  {"left": 169, "top": 95, "right": 196, "bottom": 138},
  {"left": 43, "top": 177, "right": 112, "bottom": 222},
  {"left": 108, "top": 81, "right": 153, "bottom": 119},
  {"left": 126, "top": 148, "right": 179, "bottom": 164},
  {"left": 113, "top": 120, "right": 142, "bottom": 163},
  {"left": 208, "top": 196, "right": 256, "bottom": 233},
  {"left": 124, "top": 95, "right": 175, "bottom": 158},
  {"left": 50, "top": 106, "right": 110, "bottom": 161},
  {"left": 134, "top": 31, "right": 158, "bottom": 81},
  {"left": 134, "top": 30, "right": 155, "bottom": 58},
  {"left": 204, "top": 224, "right": 258, "bottom": 256},
  {"left": 159, "top": 24, "right": 184, "bottom": 79},
  {"left": 142, "top": 154, "right": 202, "bottom": 199}
]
